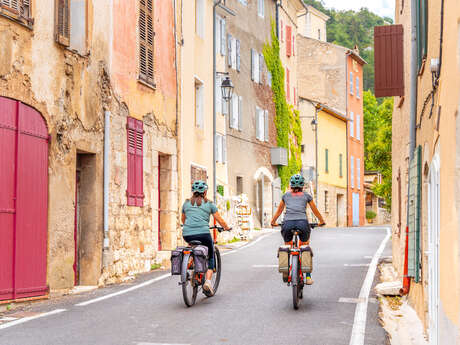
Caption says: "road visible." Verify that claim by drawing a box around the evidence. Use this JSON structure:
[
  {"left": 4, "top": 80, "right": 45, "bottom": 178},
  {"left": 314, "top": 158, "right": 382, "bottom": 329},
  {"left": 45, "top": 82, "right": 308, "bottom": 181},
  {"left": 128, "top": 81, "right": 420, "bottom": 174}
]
[{"left": 0, "top": 226, "right": 391, "bottom": 345}]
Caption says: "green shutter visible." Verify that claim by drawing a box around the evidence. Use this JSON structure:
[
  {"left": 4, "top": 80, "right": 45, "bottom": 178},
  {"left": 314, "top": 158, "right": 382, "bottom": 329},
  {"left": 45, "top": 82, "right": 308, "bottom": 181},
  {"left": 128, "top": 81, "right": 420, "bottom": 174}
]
[
  {"left": 408, "top": 146, "right": 422, "bottom": 282},
  {"left": 325, "top": 149, "right": 329, "bottom": 173},
  {"left": 416, "top": 0, "right": 428, "bottom": 69},
  {"left": 339, "top": 153, "right": 343, "bottom": 177}
]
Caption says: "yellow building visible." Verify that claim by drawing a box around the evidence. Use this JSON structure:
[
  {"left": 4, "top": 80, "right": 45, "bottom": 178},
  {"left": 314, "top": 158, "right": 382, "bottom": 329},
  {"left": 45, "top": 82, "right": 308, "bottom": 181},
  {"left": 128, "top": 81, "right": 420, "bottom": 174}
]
[{"left": 316, "top": 106, "right": 348, "bottom": 227}]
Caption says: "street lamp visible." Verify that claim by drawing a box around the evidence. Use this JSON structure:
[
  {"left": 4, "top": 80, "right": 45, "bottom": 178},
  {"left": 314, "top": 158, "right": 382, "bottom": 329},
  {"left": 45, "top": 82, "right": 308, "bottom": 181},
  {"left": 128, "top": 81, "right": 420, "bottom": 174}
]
[
  {"left": 310, "top": 118, "right": 318, "bottom": 131},
  {"left": 221, "top": 76, "right": 234, "bottom": 102}
]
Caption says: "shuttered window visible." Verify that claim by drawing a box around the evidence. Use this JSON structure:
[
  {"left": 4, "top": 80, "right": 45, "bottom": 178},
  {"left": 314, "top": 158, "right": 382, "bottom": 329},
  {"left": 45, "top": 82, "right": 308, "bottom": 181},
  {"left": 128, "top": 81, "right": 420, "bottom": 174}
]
[
  {"left": 356, "top": 77, "right": 360, "bottom": 98},
  {"left": 349, "top": 72, "right": 354, "bottom": 95},
  {"left": 357, "top": 158, "right": 361, "bottom": 189},
  {"left": 230, "top": 93, "right": 240, "bottom": 129},
  {"left": 221, "top": 19, "right": 226, "bottom": 55},
  {"left": 350, "top": 156, "right": 354, "bottom": 188},
  {"left": 191, "top": 165, "right": 207, "bottom": 183},
  {"left": 227, "top": 34, "right": 232, "bottom": 67},
  {"left": 356, "top": 114, "right": 360, "bottom": 140},
  {"left": 55, "top": 0, "right": 70, "bottom": 46},
  {"left": 374, "top": 25, "right": 404, "bottom": 97},
  {"left": 257, "top": 0, "right": 264, "bottom": 18},
  {"left": 236, "top": 39, "right": 241, "bottom": 71},
  {"left": 264, "top": 110, "right": 269, "bottom": 142},
  {"left": 127, "top": 117, "right": 144, "bottom": 207},
  {"left": 350, "top": 111, "right": 354, "bottom": 137},
  {"left": 286, "top": 25, "right": 292, "bottom": 57},
  {"left": 339, "top": 154, "right": 343, "bottom": 178},
  {"left": 139, "top": 0, "right": 154, "bottom": 86},
  {"left": 2, "top": 0, "right": 31, "bottom": 20},
  {"left": 195, "top": 81, "right": 204, "bottom": 129},
  {"left": 195, "top": 0, "right": 204, "bottom": 38},
  {"left": 325, "top": 149, "right": 329, "bottom": 173},
  {"left": 251, "top": 49, "right": 260, "bottom": 83},
  {"left": 416, "top": 0, "right": 428, "bottom": 69},
  {"left": 408, "top": 146, "right": 422, "bottom": 282}
]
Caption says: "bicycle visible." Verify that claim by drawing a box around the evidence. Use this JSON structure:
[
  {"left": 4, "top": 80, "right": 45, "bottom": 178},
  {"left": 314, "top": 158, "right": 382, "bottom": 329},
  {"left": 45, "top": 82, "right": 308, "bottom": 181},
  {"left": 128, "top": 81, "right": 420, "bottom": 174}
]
[
  {"left": 179, "top": 226, "right": 229, "bottom": 307},
  {"left": 276, "top": 222, "right": 319, "bottom": 310}
]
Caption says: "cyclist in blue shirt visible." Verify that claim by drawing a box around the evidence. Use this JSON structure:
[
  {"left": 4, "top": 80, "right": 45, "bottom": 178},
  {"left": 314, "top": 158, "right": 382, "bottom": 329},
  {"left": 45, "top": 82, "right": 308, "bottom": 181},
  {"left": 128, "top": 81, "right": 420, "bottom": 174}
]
[{"left": 181, "top": 180, "right": 230, "bottom": 295}]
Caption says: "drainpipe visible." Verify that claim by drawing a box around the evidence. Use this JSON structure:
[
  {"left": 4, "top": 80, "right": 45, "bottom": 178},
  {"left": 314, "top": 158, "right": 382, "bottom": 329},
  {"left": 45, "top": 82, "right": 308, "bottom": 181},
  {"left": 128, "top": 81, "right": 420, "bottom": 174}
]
[
  {"left": 103, "top": 110, "right": 110, "bottom": 265},
  {"left": 401, "top": 0, "right": 419, "bottom": 296}
]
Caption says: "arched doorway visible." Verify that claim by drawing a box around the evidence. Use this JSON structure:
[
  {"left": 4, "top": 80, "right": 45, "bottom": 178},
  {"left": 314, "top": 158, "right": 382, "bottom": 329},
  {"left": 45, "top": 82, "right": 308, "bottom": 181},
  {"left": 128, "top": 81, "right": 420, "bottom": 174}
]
[{"left": 0, "top": 97, "right": 48, "bottom": 301}]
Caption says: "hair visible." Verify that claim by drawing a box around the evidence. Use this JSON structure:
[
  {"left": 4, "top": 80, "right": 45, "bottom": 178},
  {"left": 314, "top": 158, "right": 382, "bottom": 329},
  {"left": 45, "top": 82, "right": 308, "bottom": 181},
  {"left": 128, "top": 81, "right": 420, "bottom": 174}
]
[
  {"left": 291, "top": 187, "right": 303, "bottom": 193},
  {"left": 191, "top": 191, "right": 207, "bottom": 206}
]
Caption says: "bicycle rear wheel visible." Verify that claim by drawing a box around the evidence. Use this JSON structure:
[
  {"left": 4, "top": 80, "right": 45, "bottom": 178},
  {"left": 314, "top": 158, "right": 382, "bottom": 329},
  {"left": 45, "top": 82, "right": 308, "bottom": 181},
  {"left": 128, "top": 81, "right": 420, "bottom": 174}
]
[
  {"left": 203, "top": 246, "right": 221, "bottom": 297},
  {"left": 291, "top": 257, "right": 301, "bottom": 310},
  {"left": 181, "top": 253, "right": 198, "bottom": 307}
]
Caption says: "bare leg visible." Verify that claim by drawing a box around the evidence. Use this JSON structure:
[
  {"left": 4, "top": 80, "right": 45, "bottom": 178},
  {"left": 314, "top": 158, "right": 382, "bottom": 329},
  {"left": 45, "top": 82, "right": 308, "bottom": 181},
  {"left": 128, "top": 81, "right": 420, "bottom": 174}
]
[{"left": 205, "top": 269, "right": 213, "bottom": 281}]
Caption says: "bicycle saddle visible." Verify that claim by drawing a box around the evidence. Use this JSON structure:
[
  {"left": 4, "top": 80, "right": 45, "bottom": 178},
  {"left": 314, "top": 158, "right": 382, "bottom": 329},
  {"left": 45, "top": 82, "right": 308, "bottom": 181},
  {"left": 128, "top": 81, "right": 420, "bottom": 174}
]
[{"left": 188, "top": 240, "right": 202, "bottom": 246}]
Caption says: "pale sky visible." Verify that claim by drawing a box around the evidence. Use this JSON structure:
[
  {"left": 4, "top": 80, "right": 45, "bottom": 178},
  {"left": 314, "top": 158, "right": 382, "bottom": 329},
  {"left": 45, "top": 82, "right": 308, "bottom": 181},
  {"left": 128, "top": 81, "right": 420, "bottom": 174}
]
[{"left": 322, "top": 0, "right": 395, "bottom": 20}]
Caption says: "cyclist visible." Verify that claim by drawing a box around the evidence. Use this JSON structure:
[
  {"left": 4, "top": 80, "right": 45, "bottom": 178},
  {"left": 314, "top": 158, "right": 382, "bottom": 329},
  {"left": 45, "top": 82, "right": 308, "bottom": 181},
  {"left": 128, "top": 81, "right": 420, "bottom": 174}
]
[
  {"left": 181, "top": 180, "right": 230, "bottom": 295},
  {"left": 270, "top": 174, "right": 325, "bottom": 285}
]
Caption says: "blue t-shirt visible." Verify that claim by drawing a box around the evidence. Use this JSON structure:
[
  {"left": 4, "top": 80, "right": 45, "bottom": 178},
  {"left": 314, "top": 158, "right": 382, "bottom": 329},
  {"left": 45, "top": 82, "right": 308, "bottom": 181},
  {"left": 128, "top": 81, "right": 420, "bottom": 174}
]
[
  {"left": 282, "top": 191, "right": 313, "bottom": 221},
  {"left": 182, "top": 199, "right": 218, "bottom": 236}
]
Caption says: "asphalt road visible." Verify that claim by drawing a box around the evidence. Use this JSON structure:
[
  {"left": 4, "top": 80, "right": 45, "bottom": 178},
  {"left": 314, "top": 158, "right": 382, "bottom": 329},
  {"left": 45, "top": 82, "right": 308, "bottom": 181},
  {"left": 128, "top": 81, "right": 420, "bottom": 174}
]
[{"left": 0, "top": 226, "right": 391, "bottom": 345}]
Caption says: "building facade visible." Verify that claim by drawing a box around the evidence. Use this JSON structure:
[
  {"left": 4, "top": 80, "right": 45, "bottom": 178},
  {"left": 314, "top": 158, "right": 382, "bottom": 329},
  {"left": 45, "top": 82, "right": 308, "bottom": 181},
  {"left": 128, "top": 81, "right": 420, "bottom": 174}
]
[
  {"left": 376, "top": 0, "right": 460, "bottom": 343},
  {"left": 0, "top": 0, "right": 179, "bottom": 300}
]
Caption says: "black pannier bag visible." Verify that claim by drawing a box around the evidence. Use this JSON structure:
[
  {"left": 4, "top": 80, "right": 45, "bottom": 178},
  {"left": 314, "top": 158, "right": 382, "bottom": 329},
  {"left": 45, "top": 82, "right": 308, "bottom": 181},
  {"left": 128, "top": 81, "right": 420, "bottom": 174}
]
[
  {"left": 192, "top": 245, "right": 209, "bottom": 273},
  {"left": 170, "top": 248, "right": 184, "bottom": 275},
  {"left": 300, "top": 245, "right": 313, "bottom": 273}
]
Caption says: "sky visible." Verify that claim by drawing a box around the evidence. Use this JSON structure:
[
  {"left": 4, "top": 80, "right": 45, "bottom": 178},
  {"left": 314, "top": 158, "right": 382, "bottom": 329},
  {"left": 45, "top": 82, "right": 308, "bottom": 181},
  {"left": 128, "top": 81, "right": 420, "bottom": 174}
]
[{"left": 322, "top": 0, "right": 395, "bottom": 19}]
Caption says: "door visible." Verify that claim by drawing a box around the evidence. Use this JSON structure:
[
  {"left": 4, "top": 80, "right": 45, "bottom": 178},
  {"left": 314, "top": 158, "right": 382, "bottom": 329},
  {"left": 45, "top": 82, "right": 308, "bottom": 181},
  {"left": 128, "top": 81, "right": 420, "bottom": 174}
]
[
  {"left": 352, "top": 193, "right": 360, "bottom": 226},
  {"left": 0, "top": 97, "right": 48, "bottom": 301},
  {"left": 427, "top": 154, "right": 440, "bottom": 345}
]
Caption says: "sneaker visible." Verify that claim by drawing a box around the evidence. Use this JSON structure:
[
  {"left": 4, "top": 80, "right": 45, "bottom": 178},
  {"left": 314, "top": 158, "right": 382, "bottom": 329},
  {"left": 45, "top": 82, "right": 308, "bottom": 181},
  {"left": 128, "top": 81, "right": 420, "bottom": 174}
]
[
  {"left": 306, "top": 274, "right": 314, "bottom": 285},
  {"left": 203, "top": 280, "right": 214, "bottom": 295},
  {"left": 282, "top": 272, "right": 289, "bottom": 283}
]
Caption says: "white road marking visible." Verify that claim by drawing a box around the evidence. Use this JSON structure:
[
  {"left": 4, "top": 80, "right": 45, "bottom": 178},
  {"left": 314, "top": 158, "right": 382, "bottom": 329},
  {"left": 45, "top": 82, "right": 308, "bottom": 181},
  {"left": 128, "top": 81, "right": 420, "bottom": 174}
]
[
  {"left": 75, "top": 273, "right": 171, "bottom": 306},
  {"left": 137, "top": 343, "right": 190, "bottom": 345},
  {"left": 0, "top": 309, "right": 66, "bottom": 330},
  {"left": 221, "top": 232, "right": 274, "bottom": 256},
  {"left": 252, "top": 264, "right": 278, "bottom": 268},
  {"left": 0, "top": 317, "right": 18, "bottom": 322},
  {"left": 349, "top": 226, "right": 391, "bottom": 345},
  {"left": 339, "top": 297, "right": 365, "bottom": 304},
  {"left": 344, "top": 263, "right": 371, "bottom": 267}
]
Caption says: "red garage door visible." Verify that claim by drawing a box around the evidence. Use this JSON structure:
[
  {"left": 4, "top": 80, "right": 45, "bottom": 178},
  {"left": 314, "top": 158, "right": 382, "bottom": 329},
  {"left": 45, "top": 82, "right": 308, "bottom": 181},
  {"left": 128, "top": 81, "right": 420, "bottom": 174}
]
[{"left": 0, "top": 97, "right": 48, "bottom": 301}]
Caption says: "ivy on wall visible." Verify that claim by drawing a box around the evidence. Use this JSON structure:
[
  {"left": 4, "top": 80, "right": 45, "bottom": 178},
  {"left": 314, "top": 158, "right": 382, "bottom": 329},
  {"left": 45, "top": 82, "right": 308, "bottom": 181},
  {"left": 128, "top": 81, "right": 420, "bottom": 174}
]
[{"left": 263, "top": 21, "right": 303, "bottom": 191}]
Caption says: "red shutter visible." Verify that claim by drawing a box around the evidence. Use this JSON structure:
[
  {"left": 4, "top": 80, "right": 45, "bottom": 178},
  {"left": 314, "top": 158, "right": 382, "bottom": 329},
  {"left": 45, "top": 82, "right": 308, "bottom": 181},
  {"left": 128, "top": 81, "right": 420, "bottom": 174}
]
[
  {"left": 374, "top": 25, "right": 404, "bottom": 97},
  {"left": 127, "top": 118, "right": 144, "bottom": 207},
  {"left": 286, "top": 26, "right": 292, "bottom": 57},
  {"left": 286, "top": 68, "right": 290, "bottom": 101}
]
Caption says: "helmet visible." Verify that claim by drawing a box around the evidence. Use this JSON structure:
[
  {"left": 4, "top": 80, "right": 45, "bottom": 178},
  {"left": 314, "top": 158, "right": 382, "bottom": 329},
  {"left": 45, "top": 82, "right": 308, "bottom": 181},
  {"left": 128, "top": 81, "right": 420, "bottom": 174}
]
[
  {"left": 290, "top": 174, "right": 305, "bottom": 188},
  {"left": 191, "top": 180, "right": 208, "bottom": 193}
]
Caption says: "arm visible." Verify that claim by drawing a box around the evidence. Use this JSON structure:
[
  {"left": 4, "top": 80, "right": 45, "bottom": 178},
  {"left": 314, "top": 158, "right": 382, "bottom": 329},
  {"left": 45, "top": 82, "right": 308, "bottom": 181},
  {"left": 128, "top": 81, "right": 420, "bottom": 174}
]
[
  {"left": 271, "top": 200, "right": 285, "bottom": 226},
  {"left": 213, "top": 211, "right": 231, "bottom": 231},
  {"left": 308, "top": 200, "right": 326, "bottom": 226},
  {"left": 181, "top": 212, "right": 186, "bottom": 224}
]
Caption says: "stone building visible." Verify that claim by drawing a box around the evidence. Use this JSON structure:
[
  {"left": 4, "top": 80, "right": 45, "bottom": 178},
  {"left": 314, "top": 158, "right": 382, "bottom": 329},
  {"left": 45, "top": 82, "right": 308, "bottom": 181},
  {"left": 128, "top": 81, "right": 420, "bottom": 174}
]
[
  {"left": 375, "top": 0, "right": 460, "bottom": 342},
  {"left": 0, "top": 0, "right": 179, "bottom": 301}
]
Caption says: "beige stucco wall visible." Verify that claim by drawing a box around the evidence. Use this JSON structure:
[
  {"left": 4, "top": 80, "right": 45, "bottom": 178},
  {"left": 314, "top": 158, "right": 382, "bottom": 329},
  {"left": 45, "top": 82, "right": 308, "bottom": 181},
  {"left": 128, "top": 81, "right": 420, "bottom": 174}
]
[{"left": 297, "top": 6, "right": 328, "bottom": 41}]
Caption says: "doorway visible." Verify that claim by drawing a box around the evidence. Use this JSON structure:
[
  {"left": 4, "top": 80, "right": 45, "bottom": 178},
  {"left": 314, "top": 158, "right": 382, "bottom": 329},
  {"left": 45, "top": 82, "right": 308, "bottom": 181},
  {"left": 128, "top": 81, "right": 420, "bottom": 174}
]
[
  {"left": 352, "top": 193, "right": 360, "bottom": 226},
  {"left": 427, "top": 154, "right": 440, "bottom": 345},
  {"left": 337, "top": 193, "right": 345, "bottom": 227}
]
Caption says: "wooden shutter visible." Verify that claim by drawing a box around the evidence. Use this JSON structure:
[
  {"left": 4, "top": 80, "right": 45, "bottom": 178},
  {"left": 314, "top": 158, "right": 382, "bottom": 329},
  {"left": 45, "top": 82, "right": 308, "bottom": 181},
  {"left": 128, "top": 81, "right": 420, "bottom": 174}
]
[
  {"left": 236, "top": 39, "right": 241, "bottom": 71},
  {"left": 139, "top": 0, "right": 154, "bottom": 86},
  {"left": 255, "top": 107, "right": 260, "bottom": 140},
  {"left": 416, "top": 0, "right": 428, "bottom": 69},
  {"left": 238, "top": 96, "right": 242, "bottom": 131},
  {"left": 286, "top": 26, "right": 292, "bottom": 57},
  {"left": 55, "top": 0, "right": 70, "bottom": 46},
  {"left": 223, "top": 136, "right": 227, "bottom": 163},
  {"left": 408, "top": 146, "right": 422, "bottom": 282},
  {"left": 251, "top": 49, "right": 255, "bottom": 81},
  {"left": 325, "top": 149, "right": 329, "bottom": 173},
  {"left": 356, "top": 76, "right": 360, "bottom": 98},
  {"left": 259, "top": 54, "right": 263, "bottom": 84},
  {"left": 374, "top": 25, "right": 404, "bottom": 97},
  {"left": 264, "top": 110, "right": 269, "bottom": 142},
  {"left": 339, "top": 154, "right": 343, "bottom": 177},
  {"left": 221, "top": 19, "right": 226, "bottom": 55},
  {"left": 127, "top": 117, "right": 144, "bottom": 207},
  {"left": 227, "top": 34, "right": 232, "bottom": 67},
  {"left": 350, "top": 156, "right": 354, "bottom": 187},
  {"left": 356, "top": 114, "right": 360, "bottom": 140},
  {"left": 350, "top": 111, "right": 354, "bottom": 137},
  {"left": 357, "top": 158, "right": 361, "bottom": 189},
  {"left": 350, "top": 72, "right": 354, "bottom": 95}
]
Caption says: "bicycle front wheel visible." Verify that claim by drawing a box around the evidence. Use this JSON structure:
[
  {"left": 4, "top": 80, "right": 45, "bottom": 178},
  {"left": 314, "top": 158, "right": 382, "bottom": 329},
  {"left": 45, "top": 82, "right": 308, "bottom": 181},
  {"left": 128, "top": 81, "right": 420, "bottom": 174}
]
[
  {"left": 181, "top": 253, "right": 197, "bottom": 307},
  {"left": 291, "top": 257, "right": 301, "bottom": 310},
  {"left": 204, "top": 246, "right": 222, "bottom": 297}
]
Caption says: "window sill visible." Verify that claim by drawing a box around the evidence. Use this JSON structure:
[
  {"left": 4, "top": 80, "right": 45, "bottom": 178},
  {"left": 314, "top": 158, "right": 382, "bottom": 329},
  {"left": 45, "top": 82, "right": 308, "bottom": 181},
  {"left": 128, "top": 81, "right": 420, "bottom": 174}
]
[
  {"left": 138, "top": 79, "right": 156, "bottom": 90},
  {"left": 0, "top": 11, "right": 33, "bottom": 30}
]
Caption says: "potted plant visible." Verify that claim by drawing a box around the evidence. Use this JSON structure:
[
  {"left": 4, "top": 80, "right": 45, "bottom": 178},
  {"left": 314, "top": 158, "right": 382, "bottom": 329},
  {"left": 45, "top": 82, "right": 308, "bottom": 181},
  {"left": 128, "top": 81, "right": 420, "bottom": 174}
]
[{"left": 366, "top": 210, "right": 377, "bottom": 224}]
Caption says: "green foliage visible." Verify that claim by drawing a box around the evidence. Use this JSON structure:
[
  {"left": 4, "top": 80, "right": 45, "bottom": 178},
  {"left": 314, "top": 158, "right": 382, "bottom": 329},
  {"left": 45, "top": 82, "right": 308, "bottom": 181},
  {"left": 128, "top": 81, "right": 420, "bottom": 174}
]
[
  {"left": 366, "top": 210, "right": 377, "bottom": 220},
  {"left": 228, "top": 237, "right": 241, "bottom": 244},
  {"left": 150, "top": 263, "right": 161, "bottom": 271},
  {"left": 303, "top": 0, "right": 386, "bottom": 92},
  {"left": 217, "top": 185, "right": 224, "bottom": 196},
  {"left": 263, "top": 22, "right": 302, "bottom": 190},
  {"left": 364, "top": 91, "right": 393, "bottom": 210},
  {"left": 226, "top": 200, "right": 231, "bottom": 211}
]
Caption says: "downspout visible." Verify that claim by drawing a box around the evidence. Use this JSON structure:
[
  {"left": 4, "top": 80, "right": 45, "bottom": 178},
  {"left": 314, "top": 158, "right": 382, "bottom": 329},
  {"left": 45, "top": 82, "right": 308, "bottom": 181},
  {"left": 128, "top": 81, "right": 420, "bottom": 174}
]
[
  {"left": 401, "top": 0, "right": 419, "bottom": 296},
  {"left": 276, "top": 1, "right": 280, "bottom": 38},
  {"left": 103, "top": 110, "right": 110, "bottom": 264},
  {"left": 345, "top": 52, "right": 350, "bottom": 226}
]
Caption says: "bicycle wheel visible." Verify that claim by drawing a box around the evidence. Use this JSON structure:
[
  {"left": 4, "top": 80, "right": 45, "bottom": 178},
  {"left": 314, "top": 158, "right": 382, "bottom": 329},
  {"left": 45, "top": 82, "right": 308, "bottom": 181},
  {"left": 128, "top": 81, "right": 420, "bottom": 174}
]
[
  {"left": 291, "top": 257, "right": 301, "bottom": 310},
  {"left": 203, "top": 246, "right": 222, "bottom": 297},
  {"left": 181, "top": 252, "right": 198, "bottom": 307}
]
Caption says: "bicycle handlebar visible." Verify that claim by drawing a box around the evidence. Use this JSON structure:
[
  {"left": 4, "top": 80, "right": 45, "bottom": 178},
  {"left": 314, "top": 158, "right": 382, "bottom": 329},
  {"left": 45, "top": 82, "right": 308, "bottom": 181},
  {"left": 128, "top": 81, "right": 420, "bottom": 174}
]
[{"left": 209, "top": 226, "right": 232, "bottom": 233}]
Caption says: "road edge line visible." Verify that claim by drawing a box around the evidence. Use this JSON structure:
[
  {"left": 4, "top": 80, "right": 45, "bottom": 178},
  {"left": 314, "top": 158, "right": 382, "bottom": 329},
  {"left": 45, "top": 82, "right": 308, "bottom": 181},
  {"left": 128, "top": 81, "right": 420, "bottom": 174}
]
[
  {"left": 0, "top": 309, "right": 66, "bottom": 330},
  {"left": 221, "top": 231, "right": 275, "bottom": 256},
  {"left": 349, "top": 226, "right": 391, "bottom": 345}
]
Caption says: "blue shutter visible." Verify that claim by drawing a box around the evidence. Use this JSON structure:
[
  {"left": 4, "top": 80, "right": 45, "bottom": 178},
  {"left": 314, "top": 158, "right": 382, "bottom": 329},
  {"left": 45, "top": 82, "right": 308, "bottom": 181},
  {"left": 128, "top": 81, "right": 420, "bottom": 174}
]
[{"left": 408, "top": 146, "right": 422, "bottom": 282}]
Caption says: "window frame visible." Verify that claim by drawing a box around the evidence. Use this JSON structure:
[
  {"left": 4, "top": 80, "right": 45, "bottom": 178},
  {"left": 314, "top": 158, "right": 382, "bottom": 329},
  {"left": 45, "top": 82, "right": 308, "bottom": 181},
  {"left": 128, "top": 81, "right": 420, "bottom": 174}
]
[{"left": 2, "top": 0, "right": 33, "bottom": 28}]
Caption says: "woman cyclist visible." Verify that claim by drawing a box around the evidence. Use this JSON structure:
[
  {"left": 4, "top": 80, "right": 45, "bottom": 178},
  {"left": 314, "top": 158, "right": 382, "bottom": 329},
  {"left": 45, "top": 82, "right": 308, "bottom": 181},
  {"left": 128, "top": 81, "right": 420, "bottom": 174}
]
[
  {"left": 181, "top": 180, "right": 230, "bottom": 295},
  {"left": 271, "top": 174, "right": 325, "bottom": 285}
]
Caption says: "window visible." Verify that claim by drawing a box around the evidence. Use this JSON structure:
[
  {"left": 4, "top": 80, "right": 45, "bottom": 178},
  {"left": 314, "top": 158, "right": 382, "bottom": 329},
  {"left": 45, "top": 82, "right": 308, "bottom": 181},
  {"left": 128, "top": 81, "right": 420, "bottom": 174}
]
[
  {"left": 350, "top": 72, "right": 354, "bottom": 95},
  {"left": 215, "top": 75, "right": 222, "bottom": 115},
  {"left": 2, "top": 0, "right": 32, "bottom": 25},
  {"left": 267, "top": 71, "right": 272, "bottom": 87},
  {"left": 195, "top": 0, "right": 204, "bottom": 38},
  {"left": 356, "top": 76, "right": 360, "bottom": 98},
  {"left": 286, "top": 68, "right": 290, "bottom": 101},
  {"left": 127, "top": 117, "right": 144, "bottom": 207},
  {"left": 236, "top": 39, "right": 241, "bottom": 71},
  {"left": 416, "top": 0, "right": 428, "bottom": 69},
  {"left": 230, "top": 93, "right": 242, "bottom": 130},
  {"left": 356, "top": 114, "right": 361, "bottom": 140},
  {"left": 325, "top": 148, "right": 329, "bottom": 173},
  {"left": 227, "top": 34, "right": 232, "bottom": 67},
  {"left": 339, "top": 153, "right": 343, "bottom": 178},
  {"left": 318, "top": 29, "right": 321, "bottom": 40},
  {"left": 237, "top": 176, "right": 243, "bottom": 195},
  {"left": 139, "top": 0, "right": 154, "bottom": 86},
  {"left": 256, "top": 108, "right": 269, "bottom": 141},
  {"left": 55, "top": 0, "right": 88, "bottom": 55},
  {"left": 191, "top": 165, "right": 207, "bottom": 183},
  {"left": 195, "top": 80, "right": 204, "bottom": 129},
  {"left": 226, "top": 35, "right": 238, "bottom": 70},
  {"left": 237, "top": 0, "right": 247, "bottom": 5},
  {"left": 259, "top": 53, "right": 263, "bottom": 84},
  {"left": 258, "top": 0, "right": 264, "bottom": 18},
  {"left": 251, "top": 49, "right": 260, "bottom": 83},
  {"left": 215, "top": 134, "right": 227, "bottom": 163},
  {"left": 351, "top": 156, "right": 355, "bottom": 188},
  {"left": 357, "top": 158, "right": 361, "bottom": 189},
  {"left": 301, "top": 145, "right": 305, "bottom": 153},
  {"left": 216, "top": 16, "right": 226, "bottom": 56},
  {"left": 324, "top": 191, "right": 329, "bottom": 213},
  {"left": 286, "top": 25, "right": 292, "bottom": 57},
  {"left": 350, "top": 112, "right": 354, "bottom": 137}
]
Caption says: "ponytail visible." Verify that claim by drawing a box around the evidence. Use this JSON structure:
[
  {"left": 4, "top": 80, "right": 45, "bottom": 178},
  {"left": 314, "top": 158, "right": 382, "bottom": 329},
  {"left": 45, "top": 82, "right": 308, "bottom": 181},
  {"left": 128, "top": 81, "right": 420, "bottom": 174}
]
[{"left": 191, "top": 192, "right": 207, "bottom": 206}]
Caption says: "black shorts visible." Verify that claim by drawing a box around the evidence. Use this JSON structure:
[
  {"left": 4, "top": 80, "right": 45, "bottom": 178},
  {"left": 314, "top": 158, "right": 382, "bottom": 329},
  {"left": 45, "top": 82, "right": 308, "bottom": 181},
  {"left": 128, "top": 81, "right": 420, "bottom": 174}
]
[
  {"left": 281, "top": 220, "right": 311, "bottom": 242},
  {"left": 183, "top": 233, "right": 215, "bottom": 269}
]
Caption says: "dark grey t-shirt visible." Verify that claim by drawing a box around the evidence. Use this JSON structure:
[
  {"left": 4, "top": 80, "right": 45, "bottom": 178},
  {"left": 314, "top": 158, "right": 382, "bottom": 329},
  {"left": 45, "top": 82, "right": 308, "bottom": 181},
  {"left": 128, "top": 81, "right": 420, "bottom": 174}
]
[{"left": 282, "top": 191, "right": 313, "bottom": 221}]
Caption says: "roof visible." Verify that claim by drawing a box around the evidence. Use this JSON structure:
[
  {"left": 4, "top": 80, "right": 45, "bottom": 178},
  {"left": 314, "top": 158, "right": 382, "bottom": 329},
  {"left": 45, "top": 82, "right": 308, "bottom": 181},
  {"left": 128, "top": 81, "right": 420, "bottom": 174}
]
[
  {"left": 347, "top": 49, "right": 367, "bottom": 65},
  {"left": 304, "top": 5, "right": 330, "bottom": 21},
  {"left": 299, "top": 97, "right": 351, "bottom": 122}
]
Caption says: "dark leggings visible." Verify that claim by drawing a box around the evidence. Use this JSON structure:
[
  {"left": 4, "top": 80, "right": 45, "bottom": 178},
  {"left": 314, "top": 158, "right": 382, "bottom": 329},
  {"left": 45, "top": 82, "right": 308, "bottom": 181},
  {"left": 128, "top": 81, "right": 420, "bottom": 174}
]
[{"left": 183, "top": 233, "right": 215, "bottom": 270}]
